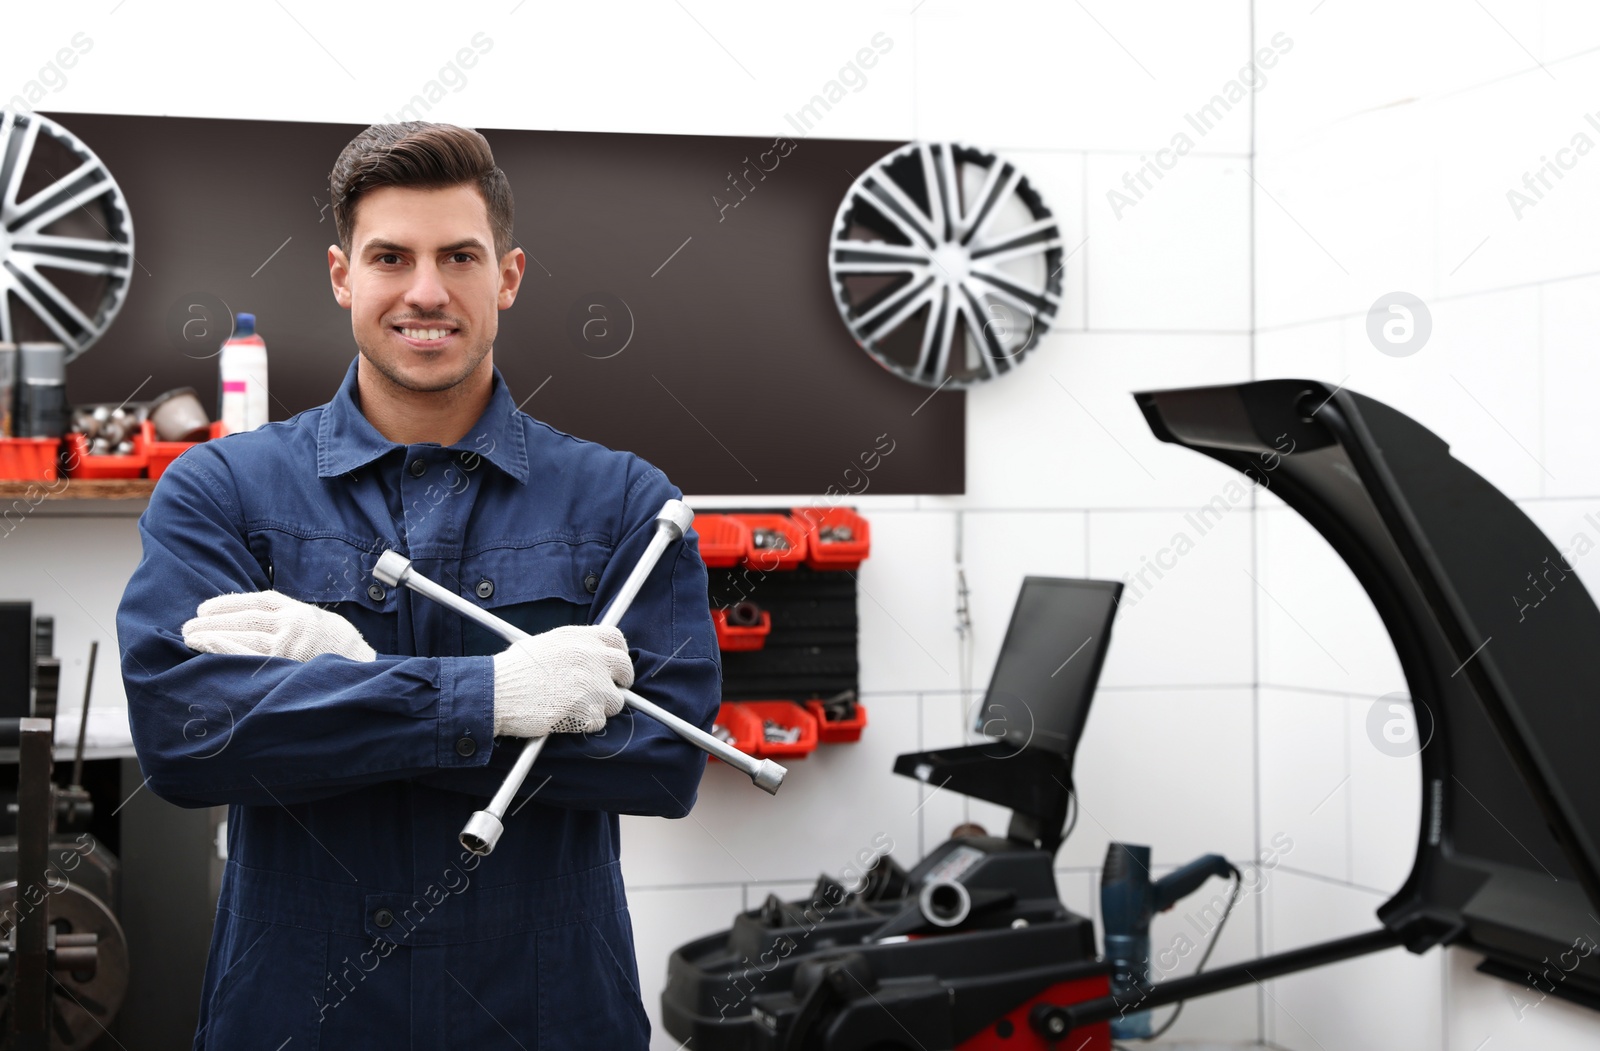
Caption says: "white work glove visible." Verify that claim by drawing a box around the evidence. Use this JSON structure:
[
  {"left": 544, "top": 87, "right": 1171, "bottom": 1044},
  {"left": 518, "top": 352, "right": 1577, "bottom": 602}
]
[
  {"left": 183, "top": 591, "right": 377, "bottom": 662},
  {"left": 492, "top": 625, "right": 633, "bottom": 737}
]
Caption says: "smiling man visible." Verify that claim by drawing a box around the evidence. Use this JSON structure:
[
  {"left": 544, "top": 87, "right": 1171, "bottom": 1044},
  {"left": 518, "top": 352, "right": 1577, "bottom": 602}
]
[{"left": 116, "top": 123, "right": 721, "bottom": 1049}]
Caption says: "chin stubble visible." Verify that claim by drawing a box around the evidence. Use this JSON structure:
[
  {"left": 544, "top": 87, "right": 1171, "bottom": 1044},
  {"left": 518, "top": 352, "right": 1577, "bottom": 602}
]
[{"left": 357, "top": 330, "right": 492, "bottom": 394}]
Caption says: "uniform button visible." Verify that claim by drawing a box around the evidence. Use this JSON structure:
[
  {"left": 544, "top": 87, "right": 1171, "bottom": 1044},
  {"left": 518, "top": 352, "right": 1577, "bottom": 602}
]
[
  {"left": 584, "top": 572, "right": 599, "bottom": 594},
  {"left": 455, "top": 736, "right": 477, "bottom": 757},
  {"left": 409, "top": 458, "right": 427, "bottom": 477},
  {"left": 372, "top": 908, "right": 394, "bottom": 929},
  {"left": 367, "top": 583, "right": 386, "bottom": 602},
  {"left": 475, "top": 578, "right": 495, "bottom": 599}
]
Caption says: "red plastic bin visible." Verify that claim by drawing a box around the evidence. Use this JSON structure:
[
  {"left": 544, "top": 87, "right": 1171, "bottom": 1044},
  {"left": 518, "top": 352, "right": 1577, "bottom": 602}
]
[
  {"left": 712, "top": 605, "right": 771, "bottom": 651},
  {"left": 792, "top": 506, "right": 871, "bottom": 571},
  {"left": 692, "top": 514, "right": 750, "bottom": 568},
  {"left": 64, "top": 431, "right": 146, "bottom": 480},
  {"left": 742, "top": 700, "right": 820, "bottom": 760},
  {"left": 734, "top": 513, "right": 808, "bottom": 571},
  {"left": 709, "top": 702, "right": 762, "bottom": 764},
  {"left": 805, "top": 699, "right": 869, "bottom": 743},
  {"left": 0, "top": 437, "right": 61, "bottom": 482},
  {"left": 143, "top": 420, "right": 228, "bottom": 480}
]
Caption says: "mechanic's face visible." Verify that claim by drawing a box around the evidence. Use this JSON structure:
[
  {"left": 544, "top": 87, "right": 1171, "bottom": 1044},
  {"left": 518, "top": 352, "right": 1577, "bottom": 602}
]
[{"left": 328, "top": 184, "right": 524, "bottom": 394}]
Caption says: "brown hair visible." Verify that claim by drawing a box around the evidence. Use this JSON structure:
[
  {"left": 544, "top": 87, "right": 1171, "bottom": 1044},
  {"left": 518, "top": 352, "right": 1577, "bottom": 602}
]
[{"left": 329, "top": 122, "right": 514, "bottom": 259}]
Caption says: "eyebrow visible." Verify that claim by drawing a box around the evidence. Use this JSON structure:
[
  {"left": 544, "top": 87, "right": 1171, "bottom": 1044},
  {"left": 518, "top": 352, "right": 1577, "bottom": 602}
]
[{"left": 362, "top": 238, "right": 489, "bottom": 255}]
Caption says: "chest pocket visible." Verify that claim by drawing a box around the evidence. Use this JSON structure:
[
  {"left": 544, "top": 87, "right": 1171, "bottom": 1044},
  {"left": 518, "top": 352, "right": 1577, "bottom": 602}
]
[
  {"left": 251, "top": 531, "right": 398, "bottom": 656},
  {"left": 456, "top": 541, "right": 610, "bottom": 656}
]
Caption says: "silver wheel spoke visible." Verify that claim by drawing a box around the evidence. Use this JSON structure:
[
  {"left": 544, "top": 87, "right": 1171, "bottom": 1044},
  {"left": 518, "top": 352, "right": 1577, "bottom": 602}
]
[
  {"left": 0, "top": 114, "right": 41, "bottom": 214},
  {"left": 857, "top": 276, "right": 937, "bottom": 340},
  {"left": 918, "top": 143, "right": 951, "bottom": 243},
  {"left": 832, "top": 239, "right": 931, "bottom": 276},
  {"left": 863, "top": 172, "right": 938, "bottom": 248},
  {"left": 964, "top": 164, "right": 1022, "bottom": 249},
  {"left": 2, "top": 267, "right": 90, "bottom": 350},
  {"left": 10, "top": 157, "right": 102, "bottom": 230},
  {"left": 971, "top": 216, "right": 1060, "bottom": 260},
  {"left": 968, "top": 267, "right": 1060, "bottom": 318},
  {"left": 922, "top": 285, "right": 961, "bottom": 382},
  {"left": 957, "top": 287, "right": 1011, "bottom": 378}
]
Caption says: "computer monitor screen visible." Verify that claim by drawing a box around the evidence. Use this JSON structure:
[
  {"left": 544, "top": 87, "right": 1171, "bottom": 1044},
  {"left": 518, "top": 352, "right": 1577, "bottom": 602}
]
[{"left": 974, "top": 577, "right": 1121, "bottom": 757}]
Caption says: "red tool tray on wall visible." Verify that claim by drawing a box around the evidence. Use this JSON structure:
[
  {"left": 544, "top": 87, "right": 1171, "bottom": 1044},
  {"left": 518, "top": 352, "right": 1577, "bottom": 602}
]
[
  {"left": 702, "top": 507, "right": 871, "bottom": 751},
  {"left": 691, "top": 513, "right": 751, "bottom": 568},
  {"left": 805, "top": 699, "right": 869, "bottom": 743},
  {"left": 731, "top": 513, "right": 808, "bottom": 570},
  {"left": 740, "top": 700, "right": 819, "bottom": 760},
  {"left": 792, "top": 506, "right": 871, "bottom": 570},
  {"left": 712, "top": 605, "right": 771, "bottom": 651}
]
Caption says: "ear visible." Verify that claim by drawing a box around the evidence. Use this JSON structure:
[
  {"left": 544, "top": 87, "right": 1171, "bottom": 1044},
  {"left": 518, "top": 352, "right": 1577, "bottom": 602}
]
[
  {"left": 329, "top": 245, "right": 353, "bottom": 309},
  {"left": 497, "top": 247, "right": 527, "bottom": 310}
]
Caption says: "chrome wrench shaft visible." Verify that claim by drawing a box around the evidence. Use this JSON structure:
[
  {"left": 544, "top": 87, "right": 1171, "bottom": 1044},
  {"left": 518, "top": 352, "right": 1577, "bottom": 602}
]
[{"left": 373, "top": 499, "right": 786, "bottom": 855}]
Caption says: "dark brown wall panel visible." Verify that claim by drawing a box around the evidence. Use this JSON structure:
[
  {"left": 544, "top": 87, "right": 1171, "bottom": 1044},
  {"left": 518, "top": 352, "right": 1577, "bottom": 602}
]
[{"left": 48, "top": 112, "right": 964, "bottom": 494}]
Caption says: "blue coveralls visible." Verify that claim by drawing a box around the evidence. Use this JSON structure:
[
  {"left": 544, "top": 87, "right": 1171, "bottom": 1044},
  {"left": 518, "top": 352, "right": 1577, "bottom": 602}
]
[{"left": 116, "top": 359, "right": 721, "bottom": 1050}]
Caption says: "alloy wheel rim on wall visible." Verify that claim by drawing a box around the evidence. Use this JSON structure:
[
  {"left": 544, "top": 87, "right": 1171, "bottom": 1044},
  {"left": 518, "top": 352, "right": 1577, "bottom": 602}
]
[
  {"left": 828, "top": 141, "right": 1063, "bottom": 390},
  {"left": 0, "top": 108, "right": 134, "bottom": 360}
]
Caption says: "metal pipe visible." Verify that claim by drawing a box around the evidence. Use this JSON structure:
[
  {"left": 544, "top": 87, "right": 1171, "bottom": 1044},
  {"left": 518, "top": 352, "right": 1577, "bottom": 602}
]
[
  {"left": 919, "top": 880, "right": 971, "bottom": 928},
  {"left": 1031, "top": 927, "right": 1405, "bottom": 1038},
  {"left": 14, "top": 717, "right": 52, "bottom": 1048},
  {"left": 72, "top": 640, "right": 97, "bottom": 789},
  {"left": 374, "top": 500, "right": 784, "bottom": 856}
]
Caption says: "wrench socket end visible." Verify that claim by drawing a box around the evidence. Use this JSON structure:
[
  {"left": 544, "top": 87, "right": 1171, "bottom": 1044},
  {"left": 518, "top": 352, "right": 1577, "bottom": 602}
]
[
  {"left": 459, "top": 809, "right": 504, "bottom": 856},
  {"left": 373, "top": 550, "right": 411, "bottom": 588},
  {"left": 752, "top": 759, "right": 786, "bottom": 795}
]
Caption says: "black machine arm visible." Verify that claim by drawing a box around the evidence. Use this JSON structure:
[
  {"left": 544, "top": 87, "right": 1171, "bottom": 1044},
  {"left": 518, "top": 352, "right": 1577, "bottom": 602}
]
[{"left": 1030, "top": 927, "right": 1404, "bottom": 1039}]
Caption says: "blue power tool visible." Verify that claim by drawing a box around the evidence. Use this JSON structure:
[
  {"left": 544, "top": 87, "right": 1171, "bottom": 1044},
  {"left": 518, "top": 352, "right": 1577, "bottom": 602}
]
[{"left": 1101, "top": 842, "right": 1238, "bottom": 1039}]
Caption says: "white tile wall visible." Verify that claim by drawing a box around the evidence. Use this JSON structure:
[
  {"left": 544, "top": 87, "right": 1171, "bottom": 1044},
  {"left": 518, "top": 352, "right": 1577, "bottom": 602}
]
[
  {"left": 1263, "top": 870, "right": 1444, "bottom": 1051},
  {"left": 914, "top": 0, "right": 1253, "bottom": 155},
  {"left": 1085, "top": 154, "right": 1253, "bottom": 332},
  {"left": 1258, "top": 686, "right": 1348, "bottom": 884},
  {"left": 956, "top": 511, "right": 1089, "bottom": 689},
  {"left": 1087, "top": 507, "right": 1255, "bottom": 689},
  {"left": 854, "top": 512, "right": 961, "bottom": 696},
  {"left": 928, "top": 332, "right": 1253, "bottom": 512},
  {"left": 1057, "top": 687, "right": 1256, "bottom": 871},
  {"left": 623, "top": 883, "right": 745, "bottom": 1051},
  {"left": 1540, "top": 277, "right": 1600, "bottom": 499},
  {"left": 1253, "top": 0, "right": 1555, "bottom": 155},
  {"left": 1345, "top": 694, "right": 1423, "bottom": 895},
  {"left": 1445, "top": 946, "right": 1600, "bottom": 1051},
  {"left": 1257, "top": 505, "right": 1404, "bottom": 696}
]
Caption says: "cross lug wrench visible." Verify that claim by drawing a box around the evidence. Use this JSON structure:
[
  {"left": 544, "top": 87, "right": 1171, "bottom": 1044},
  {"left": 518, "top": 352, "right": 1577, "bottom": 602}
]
[{"left": 374, "top": 499, "right": 785, "bottom": 856}]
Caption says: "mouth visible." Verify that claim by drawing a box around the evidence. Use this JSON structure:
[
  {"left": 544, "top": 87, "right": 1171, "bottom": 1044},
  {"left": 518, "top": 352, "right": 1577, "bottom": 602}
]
[{"left": 391, "top": 323, "right": 460, "bottom": 348}]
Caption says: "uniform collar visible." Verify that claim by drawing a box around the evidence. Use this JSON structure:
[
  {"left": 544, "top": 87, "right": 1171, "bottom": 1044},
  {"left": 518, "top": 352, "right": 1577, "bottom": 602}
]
[{"left": 316, "top": 357, "right": 530, "bottom": 484}]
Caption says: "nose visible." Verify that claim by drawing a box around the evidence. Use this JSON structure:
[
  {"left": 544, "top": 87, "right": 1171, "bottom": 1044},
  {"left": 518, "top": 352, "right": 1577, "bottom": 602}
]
[{"left": 403, "top": 259, "right": 450, "bottom": 312}]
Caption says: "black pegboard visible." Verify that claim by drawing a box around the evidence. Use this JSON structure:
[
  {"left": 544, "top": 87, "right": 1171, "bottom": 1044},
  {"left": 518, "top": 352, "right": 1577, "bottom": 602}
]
[{"left": 708, "top": 564, "right": 859, "bottom": 703}]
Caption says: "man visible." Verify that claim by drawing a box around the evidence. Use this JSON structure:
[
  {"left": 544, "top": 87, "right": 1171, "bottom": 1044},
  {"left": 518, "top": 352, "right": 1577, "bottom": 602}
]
[{"left": 116, "top": 122, "right": 721, "bottom": 1049}]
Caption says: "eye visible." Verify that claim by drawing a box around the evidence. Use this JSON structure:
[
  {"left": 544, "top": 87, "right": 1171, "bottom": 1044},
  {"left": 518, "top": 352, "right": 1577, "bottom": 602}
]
[
  {"left": 450, "top": 252, "right": 475, "bottom": 264},
  {"left": 376, "top": 253, "right": 401, "bottom": 266}
]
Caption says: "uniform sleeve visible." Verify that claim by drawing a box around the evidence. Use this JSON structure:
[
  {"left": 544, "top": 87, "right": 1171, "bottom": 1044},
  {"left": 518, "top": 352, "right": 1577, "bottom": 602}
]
[
  {"left": 409, "top": 460, "right": 722, "bottom": 818},
  {"left": 116, "top": 451, "right": 497, "bottom": 809}
]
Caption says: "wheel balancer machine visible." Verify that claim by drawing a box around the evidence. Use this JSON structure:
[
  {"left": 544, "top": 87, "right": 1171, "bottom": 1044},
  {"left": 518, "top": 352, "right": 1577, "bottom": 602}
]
[{"left": 662, "top": 379, "right": 1600, "bottom": 1049}]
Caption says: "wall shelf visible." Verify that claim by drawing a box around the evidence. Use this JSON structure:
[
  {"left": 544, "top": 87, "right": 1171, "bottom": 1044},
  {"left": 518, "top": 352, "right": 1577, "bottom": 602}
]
[{"left": 0, "top": 479, "right": 155, "bottom": 501}]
